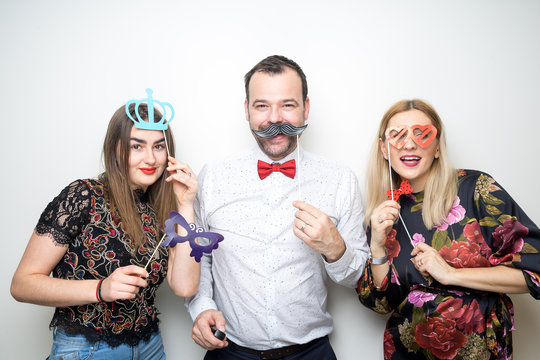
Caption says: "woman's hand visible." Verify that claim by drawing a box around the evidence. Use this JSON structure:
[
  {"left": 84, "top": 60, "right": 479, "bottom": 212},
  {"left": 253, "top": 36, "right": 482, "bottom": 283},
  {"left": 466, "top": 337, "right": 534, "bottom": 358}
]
[
  {"left": 165, "top": 157, "right": 201, "bottom": 297},
  {"left": 100, "top": 265, "right": 148, "bottom": 302},
  {"left": 370, "top": 200, "right": 401, "bottom": 251},
  {"left": 410, "top": 243, "right": 529, "bottom": 293},
  {"left": 411, "top": 242, "right": 455, "bottom": 285},
  {"left": 165, "top": 156, "right": 198, "bottom": 209}
]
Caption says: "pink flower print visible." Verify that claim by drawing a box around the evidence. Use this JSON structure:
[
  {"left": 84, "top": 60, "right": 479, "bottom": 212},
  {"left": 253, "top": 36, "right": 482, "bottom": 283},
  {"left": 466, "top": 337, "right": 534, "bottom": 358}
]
[
  {"left": 448, "top": 289, "right": 465, "bottom": 297},
  {"left": 384, "top": 328, "right": 396, "bottom": 359},
  {"left": 434, "top": 197, "right": 466, "bottom": 231},
  {"left": 524, "top": 270, "right": 540, "bottom": 287},
  {"left": 411, "top": 233, "right": 426, "bottom": 247},
  {"left": 436, "top": 298, "right": 465, "bottom": 320},
  {"left": 456, "top": 300, "right": 485, "bottom": 334},
  {"left": 390, "top": 266, "right": 401, "bottom": 286},
  {"left": 463, "top": 221, "right": 492, "bottom": 256},
  {"left": 408, "top": 289, "right": 437, "bottom": 307},
  {"left": 489, "top": 219, "right": 527, "bottom": 265}
]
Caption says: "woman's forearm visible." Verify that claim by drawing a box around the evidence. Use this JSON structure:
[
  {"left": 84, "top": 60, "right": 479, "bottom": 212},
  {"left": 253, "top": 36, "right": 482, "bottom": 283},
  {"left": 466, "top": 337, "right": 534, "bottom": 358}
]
[
  {"left": 11, "top": 274, "right": 100, "bottom": 307},
  {"left": 167, "top": 205, "right": 201, "bottom": 298},
  {"left": 448, "top": 265, "right": 528, "bottom": 294}
]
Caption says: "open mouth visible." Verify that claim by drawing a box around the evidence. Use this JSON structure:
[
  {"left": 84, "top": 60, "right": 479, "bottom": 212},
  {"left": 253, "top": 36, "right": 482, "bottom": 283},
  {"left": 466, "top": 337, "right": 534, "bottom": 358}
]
[{"left": 400, "top": 156, "right": 421, "bottom": 167}]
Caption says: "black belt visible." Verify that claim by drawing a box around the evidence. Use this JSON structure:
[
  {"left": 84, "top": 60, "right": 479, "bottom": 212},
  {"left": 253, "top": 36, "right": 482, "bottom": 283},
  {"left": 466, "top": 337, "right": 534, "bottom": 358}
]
[{"left": 227, "top": 336, "right": 326, "bottom": 360}]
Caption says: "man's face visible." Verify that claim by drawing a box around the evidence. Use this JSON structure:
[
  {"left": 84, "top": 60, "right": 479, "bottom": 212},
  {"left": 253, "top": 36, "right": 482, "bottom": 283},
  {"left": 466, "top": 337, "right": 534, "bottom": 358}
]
[{"left": 245, "top": 68, "right": 310, "bottom": 161}]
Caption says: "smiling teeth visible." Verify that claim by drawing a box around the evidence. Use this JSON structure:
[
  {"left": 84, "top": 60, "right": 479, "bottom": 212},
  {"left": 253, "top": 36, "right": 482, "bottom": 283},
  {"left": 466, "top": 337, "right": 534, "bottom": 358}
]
[{"left": 401, "top": 156, "right": 420, "bottom": 161}]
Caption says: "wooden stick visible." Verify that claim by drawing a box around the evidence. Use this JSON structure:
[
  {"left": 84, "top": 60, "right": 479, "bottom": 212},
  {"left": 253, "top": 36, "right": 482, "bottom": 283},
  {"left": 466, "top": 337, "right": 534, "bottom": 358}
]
[
  {"left": 386, "top": 140, "right": 414, "bottom": 244},
  {"left": 163, "top": 129, "right": 171, "bottom": 158},
  {"left": 144, "top": 233, "right": 167, "bottom": 272}
]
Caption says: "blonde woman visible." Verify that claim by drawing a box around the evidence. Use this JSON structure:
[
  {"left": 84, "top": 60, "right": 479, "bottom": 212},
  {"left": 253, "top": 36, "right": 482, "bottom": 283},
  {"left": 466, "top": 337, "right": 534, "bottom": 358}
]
[
  {"left": 11, "top": 103, "right": 200, "bottom": 359},
  {"left": 358, "top": 99, "right": 540, "bottom": 359}
]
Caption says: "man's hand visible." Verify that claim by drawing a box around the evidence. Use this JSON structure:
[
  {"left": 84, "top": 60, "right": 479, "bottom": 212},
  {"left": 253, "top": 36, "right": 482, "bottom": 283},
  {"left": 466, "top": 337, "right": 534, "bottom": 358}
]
[
  {"left": 192, "top": 309, "right": 228, "bottom": 350},
  {"left": 292, "top": 201, "right": 346, "bottom": 262}
]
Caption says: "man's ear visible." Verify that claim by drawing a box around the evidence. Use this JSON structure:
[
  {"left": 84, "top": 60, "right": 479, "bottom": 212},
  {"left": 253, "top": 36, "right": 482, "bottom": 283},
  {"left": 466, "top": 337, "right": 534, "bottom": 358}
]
[{"left": 303, "top": 96, "right": 310, "bottom": 121}]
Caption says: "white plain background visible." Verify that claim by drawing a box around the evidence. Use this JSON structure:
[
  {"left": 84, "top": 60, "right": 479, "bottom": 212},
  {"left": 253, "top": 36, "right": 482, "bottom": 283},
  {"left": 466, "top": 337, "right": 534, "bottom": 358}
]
[{"left": 2, "top": 1, "right": 539, "bottom": 359}]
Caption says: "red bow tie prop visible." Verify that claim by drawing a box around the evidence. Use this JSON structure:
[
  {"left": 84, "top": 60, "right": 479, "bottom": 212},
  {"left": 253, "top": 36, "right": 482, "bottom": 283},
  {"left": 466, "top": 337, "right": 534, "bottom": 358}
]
[
  {"left": 257, "top": 159, "right": 296, "bottom": 180},
  {"left": 387, "top": 179, "right": 413, "bottom": 200}
]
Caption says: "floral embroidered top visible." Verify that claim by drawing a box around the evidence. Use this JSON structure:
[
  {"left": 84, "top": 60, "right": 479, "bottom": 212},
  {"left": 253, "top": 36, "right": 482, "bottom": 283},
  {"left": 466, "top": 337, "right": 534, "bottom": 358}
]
[
  {"left": 35, "top": 179, "right": 168, "bottom": 347},
  {"left": 358, "top": 170, "right": 540, "bottom": 359}
]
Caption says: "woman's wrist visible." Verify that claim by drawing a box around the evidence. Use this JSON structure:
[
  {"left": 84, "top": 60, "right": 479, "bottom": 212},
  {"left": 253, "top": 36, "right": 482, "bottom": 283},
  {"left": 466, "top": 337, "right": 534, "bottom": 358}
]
[
  {"left": 96, "top": 278, "right": 105, "bottom": 303},
  {"left": 370, "top": 249, "right": 388, "bottom": 265},
  {"left": 176, "top": 201, "right": 194, "bottom": 212},
  {"left": 176, "top": 205, "right": 195, "bottom": 223},
  {"left": 440, "top": 266, "right": 458, "bottom": 286},
  {"left": 370, "top": 245, "right": 387, "bottom": 258}
]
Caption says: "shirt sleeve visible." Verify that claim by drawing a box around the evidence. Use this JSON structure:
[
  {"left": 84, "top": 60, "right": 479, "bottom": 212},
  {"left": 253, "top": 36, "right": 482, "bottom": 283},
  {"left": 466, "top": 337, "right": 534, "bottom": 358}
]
[
  {"left": 472, "top": 172, "right": 540, "bottom": 299},
  {"left": 356, "top": 226, "right": 409, "bottom": 315},
  {"left": 185, "top": 165, "right": 219, "bottom": 320},
  {"left": 324, "top": 169, "right": 370, "bottom": 287},
  {"left": 35, "top": 179, "right": 92, "bottom": 246}
]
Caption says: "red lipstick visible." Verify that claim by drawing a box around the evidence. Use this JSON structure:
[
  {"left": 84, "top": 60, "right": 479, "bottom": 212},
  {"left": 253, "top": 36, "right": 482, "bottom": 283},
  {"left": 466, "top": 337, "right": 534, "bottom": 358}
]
[{"left": 140, "top": 167, "right": 156, "bottom": 175}]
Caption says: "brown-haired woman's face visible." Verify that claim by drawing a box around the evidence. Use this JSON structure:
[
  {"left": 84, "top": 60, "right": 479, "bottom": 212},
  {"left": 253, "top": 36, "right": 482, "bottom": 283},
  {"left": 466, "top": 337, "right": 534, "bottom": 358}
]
[
  {"left": 379, "top": 109, "right": 440, "bottom": 192},
  {"left": 127, "top": 127, "right": 168, "bottom": 191}
]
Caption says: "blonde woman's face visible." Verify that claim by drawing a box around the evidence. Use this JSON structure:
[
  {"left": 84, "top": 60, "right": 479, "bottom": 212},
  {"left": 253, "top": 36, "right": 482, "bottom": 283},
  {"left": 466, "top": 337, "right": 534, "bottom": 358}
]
[{"left": 379, "top": 109, "right": 439, "bottom": 192}]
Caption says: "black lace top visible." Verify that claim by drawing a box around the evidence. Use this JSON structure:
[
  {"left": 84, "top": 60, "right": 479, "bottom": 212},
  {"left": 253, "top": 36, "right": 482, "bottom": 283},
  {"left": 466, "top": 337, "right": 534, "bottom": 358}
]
[{"left": 36, "top": 179, "right": 169, "bottom": 347}]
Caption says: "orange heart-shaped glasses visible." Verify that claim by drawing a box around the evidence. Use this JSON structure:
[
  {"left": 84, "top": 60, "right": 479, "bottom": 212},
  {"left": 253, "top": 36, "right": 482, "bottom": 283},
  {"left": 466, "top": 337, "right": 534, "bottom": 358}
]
[{"left": 385, "top": 124, "right": 437, "bottom": 149}]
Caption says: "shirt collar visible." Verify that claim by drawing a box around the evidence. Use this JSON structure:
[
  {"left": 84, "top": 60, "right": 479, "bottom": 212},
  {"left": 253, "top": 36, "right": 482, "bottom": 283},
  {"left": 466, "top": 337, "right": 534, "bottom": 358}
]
[{"left": 252, "top": 144, "right": 303, "bottom": 164}]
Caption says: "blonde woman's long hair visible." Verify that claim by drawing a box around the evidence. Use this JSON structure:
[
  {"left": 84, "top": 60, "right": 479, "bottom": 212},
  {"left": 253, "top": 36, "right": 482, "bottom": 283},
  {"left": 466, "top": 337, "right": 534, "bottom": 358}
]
[
  {"left": 364, "top": 99, "right": 457, "bottom": 230},
  {"left": 99, "top": 103, "right": 176, "bottom": 250}
]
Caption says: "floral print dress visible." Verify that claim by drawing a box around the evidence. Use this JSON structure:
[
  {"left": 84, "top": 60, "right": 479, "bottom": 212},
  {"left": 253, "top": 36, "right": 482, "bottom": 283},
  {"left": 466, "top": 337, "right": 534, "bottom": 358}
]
[{"left": 358, "top": 170, "right": 540, "bottom": 359}]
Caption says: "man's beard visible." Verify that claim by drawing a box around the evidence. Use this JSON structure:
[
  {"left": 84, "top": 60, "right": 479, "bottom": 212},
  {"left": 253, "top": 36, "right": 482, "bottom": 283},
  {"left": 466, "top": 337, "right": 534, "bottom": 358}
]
[
  {"left": 251, "top": 122, "right": 307, "bottom": 159},
  {"left": 255, "top": 134, "right": 298, "bottom": 160}
]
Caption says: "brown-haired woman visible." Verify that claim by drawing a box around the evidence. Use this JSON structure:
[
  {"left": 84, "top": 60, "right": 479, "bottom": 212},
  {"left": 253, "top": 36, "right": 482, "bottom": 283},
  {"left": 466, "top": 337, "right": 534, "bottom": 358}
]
[
  {"left": 11, "top": 103, "right": 200, "bottom": 359},
  {"left": 358, "top": 99, "right": 540, "bottom": 359}
]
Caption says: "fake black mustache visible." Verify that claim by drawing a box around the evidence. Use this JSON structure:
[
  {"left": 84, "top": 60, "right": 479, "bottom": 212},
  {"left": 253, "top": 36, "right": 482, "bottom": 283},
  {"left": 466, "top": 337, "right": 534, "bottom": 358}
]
[{"left": 252, "top": 123, "right": 308, "bottom": 138}]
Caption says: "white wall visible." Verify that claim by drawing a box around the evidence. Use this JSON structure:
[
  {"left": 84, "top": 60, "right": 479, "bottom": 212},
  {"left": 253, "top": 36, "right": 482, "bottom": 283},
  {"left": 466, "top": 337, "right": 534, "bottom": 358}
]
[{"left": 1, "top": 1, "right": 539, "bottom": 358}]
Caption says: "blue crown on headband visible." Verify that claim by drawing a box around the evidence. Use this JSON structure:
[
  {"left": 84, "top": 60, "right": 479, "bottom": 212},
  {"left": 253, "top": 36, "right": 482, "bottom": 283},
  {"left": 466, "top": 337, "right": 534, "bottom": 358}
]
[{"left": 125, "top": 88, "right": 174, "bottom": 131}]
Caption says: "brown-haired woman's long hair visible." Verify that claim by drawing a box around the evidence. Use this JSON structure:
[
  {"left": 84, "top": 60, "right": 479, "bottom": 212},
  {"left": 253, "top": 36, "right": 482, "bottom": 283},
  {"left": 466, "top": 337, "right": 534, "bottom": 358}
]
[
  {"left": 365, "top": 99, "right": 457, "bottom": 230},
  {"left": 99, "top": 103, "right": 176, "bottom": 250}
]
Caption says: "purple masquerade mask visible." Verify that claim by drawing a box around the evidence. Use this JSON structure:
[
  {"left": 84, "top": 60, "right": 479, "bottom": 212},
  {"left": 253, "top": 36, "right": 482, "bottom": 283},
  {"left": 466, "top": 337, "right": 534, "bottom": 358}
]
[
  {"left": 162, "top": 211, "right": 224, "bottom": 262},
  {"left": 252, "top": 123, "right": 308, "bottom": 138}
]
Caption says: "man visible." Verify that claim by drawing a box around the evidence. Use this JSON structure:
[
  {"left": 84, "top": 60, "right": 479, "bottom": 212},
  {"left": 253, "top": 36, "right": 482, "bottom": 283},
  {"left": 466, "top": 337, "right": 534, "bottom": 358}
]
[{"left": 186, "top": 55, "right": 369, "bottom": 359}]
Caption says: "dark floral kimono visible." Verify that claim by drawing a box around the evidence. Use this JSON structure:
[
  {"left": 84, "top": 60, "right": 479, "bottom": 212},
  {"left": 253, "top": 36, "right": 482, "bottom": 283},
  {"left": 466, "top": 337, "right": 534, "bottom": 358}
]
[{"left": 358, "top": 170, "right": 540, "bottom": 359}]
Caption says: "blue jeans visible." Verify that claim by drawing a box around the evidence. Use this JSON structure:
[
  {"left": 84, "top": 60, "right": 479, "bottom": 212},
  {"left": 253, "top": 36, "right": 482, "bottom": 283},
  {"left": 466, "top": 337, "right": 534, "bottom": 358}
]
[{"left": 47, "top": 328, "right": 166, "bottom": 360}]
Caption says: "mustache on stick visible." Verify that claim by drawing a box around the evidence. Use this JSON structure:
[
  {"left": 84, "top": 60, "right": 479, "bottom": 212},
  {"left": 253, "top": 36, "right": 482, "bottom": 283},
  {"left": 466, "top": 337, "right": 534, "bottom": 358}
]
[{"left": 252, "top": 123, "right": 308, "bottom": 138}]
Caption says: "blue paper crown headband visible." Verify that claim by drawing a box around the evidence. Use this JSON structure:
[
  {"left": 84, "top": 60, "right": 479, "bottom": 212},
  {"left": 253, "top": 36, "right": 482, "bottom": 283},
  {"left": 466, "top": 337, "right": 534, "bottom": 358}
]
[{"left": 125, "top": 88, "right": 175, "bottom": 131}]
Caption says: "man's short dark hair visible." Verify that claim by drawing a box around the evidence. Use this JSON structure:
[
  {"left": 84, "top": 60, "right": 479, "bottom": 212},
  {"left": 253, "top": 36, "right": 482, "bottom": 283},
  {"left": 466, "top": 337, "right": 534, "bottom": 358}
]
[{"left": 244, "top": 55, "right": 308, "bottom": 103}]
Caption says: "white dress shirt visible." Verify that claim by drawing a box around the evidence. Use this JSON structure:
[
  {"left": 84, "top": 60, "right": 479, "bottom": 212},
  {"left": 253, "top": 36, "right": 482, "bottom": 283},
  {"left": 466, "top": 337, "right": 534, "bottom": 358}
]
[{"left": 186, "top": 146, "right": 369, "bottom": 350}]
